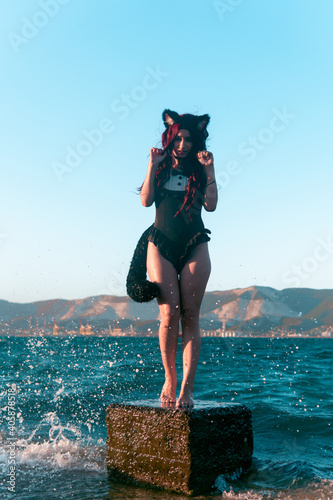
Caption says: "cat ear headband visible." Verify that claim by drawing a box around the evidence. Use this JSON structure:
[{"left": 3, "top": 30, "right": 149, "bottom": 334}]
[{"left": 162, "top": 109, "right": 210, "bottom": 133}]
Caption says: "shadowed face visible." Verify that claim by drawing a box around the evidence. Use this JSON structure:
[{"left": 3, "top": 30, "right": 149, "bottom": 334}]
[{"left": 172, "top": 129, "right": 193, "bottom": 158}]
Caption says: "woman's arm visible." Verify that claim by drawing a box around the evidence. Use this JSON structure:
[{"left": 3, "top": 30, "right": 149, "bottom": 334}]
[
  {"left": 197, "top": 151, "right": 218, "bottom": 212},
  {"left": 140, "top": 148, "right": 166, "bottom": 207}
]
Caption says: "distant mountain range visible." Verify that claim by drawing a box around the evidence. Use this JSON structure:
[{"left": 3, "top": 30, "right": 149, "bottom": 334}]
[{"left": 1, "top": 286, "right": 333, "bottom": 335}]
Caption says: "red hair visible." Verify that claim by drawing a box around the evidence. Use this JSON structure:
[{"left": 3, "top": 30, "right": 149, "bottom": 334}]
[
  {"left": 162, "top": 122, "right": 181, "bottom": 151},
  {"left": 156, "top": 122, "right": 208, "bottom": 219}
]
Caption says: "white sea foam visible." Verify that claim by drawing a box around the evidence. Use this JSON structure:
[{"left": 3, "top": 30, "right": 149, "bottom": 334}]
[
  {"left": 214, "top": 480, "right": 333, "bottom": 499},
  {"left": 16, "top": 440, "right": 106, "bottom": 472},
  {"left": 2, "top": 411, "right": 106, "bottom": 474}
]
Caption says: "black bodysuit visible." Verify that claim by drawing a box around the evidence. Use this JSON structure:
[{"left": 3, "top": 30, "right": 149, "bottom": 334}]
[{"left": 147, "top": 170, "right": 210, "bottom": 273}]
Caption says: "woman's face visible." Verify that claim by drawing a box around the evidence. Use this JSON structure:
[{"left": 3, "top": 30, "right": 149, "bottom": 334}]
[{"left": 172, "top": 129, "right": 193, "bottom": 158}]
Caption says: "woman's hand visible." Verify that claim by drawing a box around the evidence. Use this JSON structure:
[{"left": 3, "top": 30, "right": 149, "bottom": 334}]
[
  {"left": 198, "top": 151, "right": 217, "bottom": 211},
  {"left": 141, "top": 148, "right": 166, "bottom": 207},
  {"left": 197, "top": 150, "right": 214, "bottom": 168},
  {"left": 150, "top": 148, "right": 167, "bottom": 167}
]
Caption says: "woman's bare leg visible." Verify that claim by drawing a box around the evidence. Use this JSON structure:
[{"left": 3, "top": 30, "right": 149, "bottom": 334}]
[
  {"left": 177, "top": 243, "right": 211, "bottom": 406},
  {"left": 147, "top": 241, "right": 180, "bottom": 403}
]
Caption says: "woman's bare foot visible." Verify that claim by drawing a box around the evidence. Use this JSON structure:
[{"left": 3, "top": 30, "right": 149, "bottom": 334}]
[
  {"left": 176, "top": 385, "right": 194, "bottom": 407},
  {"left": 160, "top": 379, "right": 176, "bottom": 403}
]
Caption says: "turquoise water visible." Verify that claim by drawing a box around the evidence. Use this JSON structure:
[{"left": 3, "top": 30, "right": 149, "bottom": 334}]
[{"left": 0, "top": 337, "right": 332, "bottom": 499}]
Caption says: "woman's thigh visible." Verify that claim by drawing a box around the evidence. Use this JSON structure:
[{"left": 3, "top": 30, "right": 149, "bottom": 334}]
[
  {"left": 179, "top": 243, "right": 211, "bottom": 314},
  {"left": 147, "top": 241, "right": 180, "bottom": 310}
]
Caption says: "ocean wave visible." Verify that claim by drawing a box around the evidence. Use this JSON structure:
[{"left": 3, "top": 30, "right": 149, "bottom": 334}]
[
  {"left": 1, "top": 337, "right": 332, "bottom": 500},
  {"left": 16, "top": 440, "right": 106, "bottom": 473},
  {"left": 214, "top": 460, "right": 333, "bottom": 500},
  {"left": 2, "top": 411, "right": 106, "bottom": 473},
  {"left": 214, "top": 480, "right": 333, "bottom": 500}
]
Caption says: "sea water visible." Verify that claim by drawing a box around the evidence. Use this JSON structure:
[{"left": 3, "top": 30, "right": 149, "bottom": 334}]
[{"left": 0, "top": 337, "right": 332, "bottom": 500}]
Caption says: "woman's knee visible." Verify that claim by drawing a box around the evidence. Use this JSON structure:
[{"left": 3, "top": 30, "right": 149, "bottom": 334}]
[
  {"left": 181, "top": 304, "right": 200, "bottom": 329},
  {"left": 160, "top": 304, "right": 181, "bottom": 328}
]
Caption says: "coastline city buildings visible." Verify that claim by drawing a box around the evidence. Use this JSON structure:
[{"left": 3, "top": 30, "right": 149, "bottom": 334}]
[{"left": 1, "top": 316, "right": 332, "bottom": 338}]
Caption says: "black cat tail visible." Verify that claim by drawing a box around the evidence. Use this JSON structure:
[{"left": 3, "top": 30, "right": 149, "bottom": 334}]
[{"left": 126, "top": 225, "right": 160, "bottom": 303}]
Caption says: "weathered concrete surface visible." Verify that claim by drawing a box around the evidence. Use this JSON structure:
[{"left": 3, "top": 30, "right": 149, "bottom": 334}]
[{"left": 106, "top": 400, "right": 253, "bottom": 495}]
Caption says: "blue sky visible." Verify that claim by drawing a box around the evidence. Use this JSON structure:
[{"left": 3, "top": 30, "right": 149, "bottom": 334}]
[{"left": 1, "top": 0, "right": 333, "bottom": 303}]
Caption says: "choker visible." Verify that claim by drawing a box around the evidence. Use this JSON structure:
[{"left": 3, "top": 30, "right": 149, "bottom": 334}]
[{"left": 170, "top": 168, "right": 185, "bottom": 176}]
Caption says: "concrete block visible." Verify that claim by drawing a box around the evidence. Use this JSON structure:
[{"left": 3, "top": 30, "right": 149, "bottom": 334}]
[{"left": 106, "top": 400, "right": 253, "bottom": 495}]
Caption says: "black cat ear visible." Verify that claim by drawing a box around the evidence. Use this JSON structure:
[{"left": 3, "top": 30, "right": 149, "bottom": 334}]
[
  {"left": 197, "top": 114, "right": 210, "bottom": 132},
  {"left": 162, "top": 109, "right": 180, "bottom": 128}
]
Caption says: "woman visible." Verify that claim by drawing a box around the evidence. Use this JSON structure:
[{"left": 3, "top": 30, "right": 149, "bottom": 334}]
[{"left": 127, "top": 109, "right": 218, "bottom": 407}]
